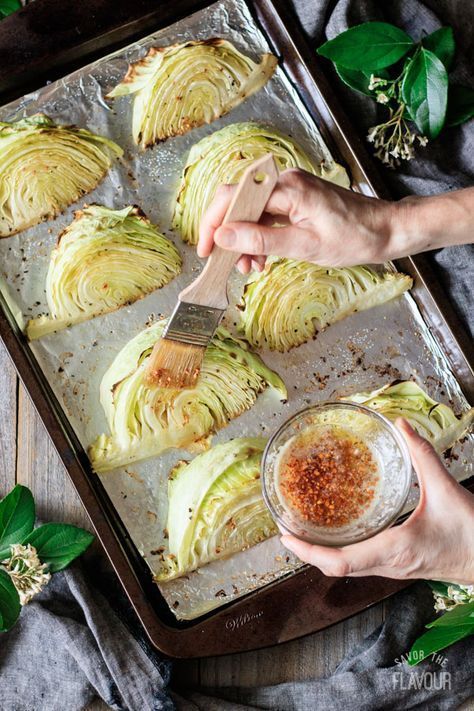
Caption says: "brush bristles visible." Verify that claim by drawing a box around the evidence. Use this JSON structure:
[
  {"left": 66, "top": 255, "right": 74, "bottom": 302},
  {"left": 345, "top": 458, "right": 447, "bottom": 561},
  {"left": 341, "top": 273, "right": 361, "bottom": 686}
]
[{"left": 145, "top": 337, "right": 206, "bottom": 389}]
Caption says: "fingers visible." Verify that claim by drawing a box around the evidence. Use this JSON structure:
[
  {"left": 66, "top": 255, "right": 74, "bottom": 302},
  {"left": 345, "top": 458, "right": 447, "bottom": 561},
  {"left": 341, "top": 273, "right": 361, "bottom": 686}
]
[
  {"left": 200, "top": 188, "right": 303, "bottom": 264},
  {"left": 236, "top": 255, "right": 266, "bottom": 274},
  {"left": 395, "top": 418, "right": 456, "bottom": 500},
  {"left": 281, "top": 536, "right": 353, "bottom": 576},
  {"left": 281, "top": 528, "right": 419, "bottom": 579},
  {"left": 251, "top": 255, "right": 266, "bottom": 271},
  {"left": 236, "top": 255, "right": 252, "bottom": 274},
  {"left": 214, "top": 221, "right": 316, "bottom": 259},
  {"left": 197, "top": 184, "right": 235, "bottom": 258},
  {"left": 260, "top": 211, "right": 290, "bottom": 228},
  {"left": 197, "top": 168, "right": 314, "bottom": 259},
  {"left": 262, "top": 167, "right": 320, "bottom": 217},
  {"left": 281, "top": 527, "right": 410, "bottom": 579}
]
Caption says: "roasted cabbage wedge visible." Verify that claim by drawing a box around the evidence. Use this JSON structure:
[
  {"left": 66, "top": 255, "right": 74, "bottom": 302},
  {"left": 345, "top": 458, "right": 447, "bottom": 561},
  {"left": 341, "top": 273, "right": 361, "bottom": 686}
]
[
  {"left": 239, "top": 258, "right": 412, "bottom": 351},
  {"left": 89, "top": 321, "right": 286, "bottom": 471},
  {"left": 156, "top": 437, "right": 277, "bottom": 581},
  {"left": 107, "top": 39, "right": 277, "bottom": 147},
  {"left": 0, "top": 114, "right": 122, "bottom": 237},
  {"left": 26, "top": 205, "right": 181, "bottom": 340},
  {"left": 172, "top": 121, "right": 349, "bottom": 244},
  {"left": 346, "top": 381, "right": 473, "bottom": 454}
]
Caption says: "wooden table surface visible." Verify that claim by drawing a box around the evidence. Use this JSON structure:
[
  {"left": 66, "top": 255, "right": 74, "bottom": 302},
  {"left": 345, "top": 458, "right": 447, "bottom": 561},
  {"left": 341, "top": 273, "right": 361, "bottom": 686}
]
[{"left": 1, "top": 339, "right": 471, "bottom": 711}]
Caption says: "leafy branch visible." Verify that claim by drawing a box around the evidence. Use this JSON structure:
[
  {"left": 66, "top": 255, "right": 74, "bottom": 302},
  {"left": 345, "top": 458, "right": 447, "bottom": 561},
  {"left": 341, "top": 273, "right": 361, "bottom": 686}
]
[
  {"left": 0, "top": 485, "right": 94, "bottom": 632},
  {"left": 406, "top": 582, "right": 474, "bottom": 665},
  {"left": 0, "top": 0, "right": 21, "bottom": 19},
  {"left": 317, "top": 22, "right": 474, "bottom": 167}
]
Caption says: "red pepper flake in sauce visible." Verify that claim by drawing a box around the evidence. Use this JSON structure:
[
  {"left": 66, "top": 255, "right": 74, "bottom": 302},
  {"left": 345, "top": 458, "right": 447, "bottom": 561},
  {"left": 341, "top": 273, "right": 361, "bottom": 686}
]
[{"left": 278, "top": 427, "right": 379, "bottom": 528}]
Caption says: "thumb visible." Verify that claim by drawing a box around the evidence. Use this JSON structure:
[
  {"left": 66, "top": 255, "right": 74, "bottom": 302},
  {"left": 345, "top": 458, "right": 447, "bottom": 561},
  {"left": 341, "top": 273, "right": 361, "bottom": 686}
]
[
  {"left": 214, "top": 222, "right": 315, "bottom": 259},
  {"left": 396, "top": 418, "right": 455, "bottom": 498}
]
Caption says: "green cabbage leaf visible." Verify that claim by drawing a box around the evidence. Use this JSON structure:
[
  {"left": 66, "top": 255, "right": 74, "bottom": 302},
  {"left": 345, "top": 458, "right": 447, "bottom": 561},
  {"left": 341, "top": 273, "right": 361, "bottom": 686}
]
[
  {"left": 89, "top": 321, "right": 286, "bottom": 472},
  {"left": 346, "top": 381, "right": 473, "bottom": 453},
  {"left": 107, "top": 39, "right": 277, "bottom": 147},
  {"left": 172, "top": 121, "right": 350, "bottom": 244},
  {"left": 239, "top": 258, "right": 412, "bottom": 351},
  {"left": 26, "top": 205, "right": 181, "bottom": 339},
  {"left": 156, "top": 437, "right": 277, "bottom": 581},
  {"left": 0, "top": 114, "right": 122, "bottom": 237}
]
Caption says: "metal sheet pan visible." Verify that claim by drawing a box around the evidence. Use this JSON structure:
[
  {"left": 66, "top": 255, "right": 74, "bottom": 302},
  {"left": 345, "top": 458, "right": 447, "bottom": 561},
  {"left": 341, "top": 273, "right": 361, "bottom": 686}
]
[
  {"left": 0, "top": 0, "right": 472, "bottom": 654},
  {"left": 0, "top": 0, "right": 472, "bottom": 622}
]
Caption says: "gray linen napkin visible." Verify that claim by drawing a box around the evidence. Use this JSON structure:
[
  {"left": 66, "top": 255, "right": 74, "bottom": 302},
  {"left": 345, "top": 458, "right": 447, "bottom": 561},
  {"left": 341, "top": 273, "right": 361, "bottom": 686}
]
[
  {"left": 0, "top": 555, "right": 173, "bottom": 711},
  {"left": 2, "top": 558, "right": 472, "bottom": 710}
]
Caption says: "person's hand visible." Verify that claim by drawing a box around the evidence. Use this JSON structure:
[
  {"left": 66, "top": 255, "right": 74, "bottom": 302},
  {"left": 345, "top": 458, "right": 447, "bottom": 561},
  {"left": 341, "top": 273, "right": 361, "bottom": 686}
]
[
  {"left": 198, "top": 168, "right": 408, "bottom": 273},
  {"left": 198, "top": 169, "right": 474, "bottom": 273},
  {"left": 280, "top": 419, "right": 474, "bottom": 585}
]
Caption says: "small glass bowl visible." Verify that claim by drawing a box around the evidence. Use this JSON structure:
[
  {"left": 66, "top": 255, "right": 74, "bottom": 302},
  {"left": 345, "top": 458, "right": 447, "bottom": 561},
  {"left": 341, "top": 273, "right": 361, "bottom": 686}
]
[{"left": 261, "top": 402, "right": 412, "bottom": 546}]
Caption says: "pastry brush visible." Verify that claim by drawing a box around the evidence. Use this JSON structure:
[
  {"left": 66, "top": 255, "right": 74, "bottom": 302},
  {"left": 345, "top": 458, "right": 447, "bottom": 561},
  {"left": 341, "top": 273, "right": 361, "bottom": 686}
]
[{"left": 145, "top": 153, "right": 279, "bottom": 388}]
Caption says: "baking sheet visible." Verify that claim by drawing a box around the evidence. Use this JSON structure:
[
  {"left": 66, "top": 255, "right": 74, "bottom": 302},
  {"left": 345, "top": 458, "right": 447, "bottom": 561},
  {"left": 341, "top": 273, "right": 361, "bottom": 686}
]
[{"left": 0, "top": 0, "right": 472, "bottom": 621}]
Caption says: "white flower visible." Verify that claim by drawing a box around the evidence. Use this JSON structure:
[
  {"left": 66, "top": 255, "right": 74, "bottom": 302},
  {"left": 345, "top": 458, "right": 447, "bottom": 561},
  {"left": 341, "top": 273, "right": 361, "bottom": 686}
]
[
  {"left": 1, "top": 543, "right": 51, "bottom": 605},
  {"left": 366, "top": 102, "right": 427, "bottom": 169},
  {"left": 432, "top": 583, "right": 474, "bottom": 613},
  {"left": 368, "top": 74, "right": 378, "bottom": 91},
  {"left": 368, "top": 75, "right": 388, "bottom": 91},
  {"left": 400, "top": 143, "right": 415, "bottom": 161},
  {"left": 376, "top": 92, "right": 390, "bottom": 105},
  {"left": 434, "top": 597, "right": 448, "bottom": 612},
  {"left": 367, "top": 126, "right": 378, "bottom": 143}
]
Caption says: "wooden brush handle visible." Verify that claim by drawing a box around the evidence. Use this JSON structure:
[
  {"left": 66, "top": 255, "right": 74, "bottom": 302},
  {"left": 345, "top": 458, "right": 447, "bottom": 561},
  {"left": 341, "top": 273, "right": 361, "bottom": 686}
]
[{"left": 179, "top": 154, "right": 279, "bottom": 310}]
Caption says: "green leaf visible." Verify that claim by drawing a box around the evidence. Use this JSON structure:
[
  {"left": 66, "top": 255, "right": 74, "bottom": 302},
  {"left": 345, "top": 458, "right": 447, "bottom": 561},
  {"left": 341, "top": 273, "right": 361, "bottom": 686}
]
[
  {"left": 446, "top": 84, "right": 474, "bottom": 126},
  {"left": 0, "top": 568, "right": 20, "bottom": 632},
  {"left": 23, "top": 523, "right": 94, "bottom": 572},
  {"left": 422, "top": 27, "right": 455, "bottom": 70},
  {"left": 426, "top": 601, "right": 474, "bottom": 628},
  {"left": 428, "top": 580, "right": 450, "bottom": 596},
  {"left": 401, "top": 47, "right": 448, "bottom": 138},
  {"left": 317, "top": 22, "right": 414, "bottom": 71},
  {"left": 427, "top": 580, "right": 449, "bottom": 595},
  {"left": 335, "top": 66, "right": 373, "bottom": 96},
  {"left": 335, "top": 66, "right": 390, "bottom": 97},
  {"left": 0, "top": 0, "right": 21, "bottom": 18},
  {"left": 0, "top": 485, "right": 35, "bottom": 560},
  {"left": 408, "top": 622, "right": 474, "bottom": 665}
]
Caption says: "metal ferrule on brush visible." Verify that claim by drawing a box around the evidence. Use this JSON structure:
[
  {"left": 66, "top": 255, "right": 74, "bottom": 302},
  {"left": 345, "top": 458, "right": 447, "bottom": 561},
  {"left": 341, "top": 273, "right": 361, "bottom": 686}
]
[{"left": 163, "top": 301, "right": 225, "bottom": 347}]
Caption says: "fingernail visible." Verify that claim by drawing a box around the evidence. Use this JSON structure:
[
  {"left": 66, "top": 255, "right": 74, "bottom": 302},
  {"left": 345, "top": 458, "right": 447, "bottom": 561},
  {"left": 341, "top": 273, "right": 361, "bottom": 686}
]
[
  {"left": 397, "top": 417, "right": 414, "bottom": 433},
  {"left": 215, "top": 226, "right": 236, "bottom": 248}
]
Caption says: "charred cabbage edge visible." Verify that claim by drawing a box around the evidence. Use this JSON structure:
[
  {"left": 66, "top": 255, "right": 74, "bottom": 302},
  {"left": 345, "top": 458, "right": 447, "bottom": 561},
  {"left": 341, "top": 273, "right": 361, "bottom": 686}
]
[
  {"left": 156, "top": 437, "right": 277, "bottom": 581},
  {"left": 26, "top": 205, "right": 181, "bottom": 339},
  {"left": 239, "top": 257, "right": 413, "bottom": 351},
  {"left": 107, "top": 39, "right": 277, "bottom": 147},
  {"left": 89, "top": 320, "right": 286, "bottom": 471},
  {"left": 346, "top": 380, "right": 473, "bottom": 454},
  {"left": 0, "top": 114, "right": 122, "bottom": 237},
  {"left": 172, "top": 121, "right": 350, "bottom": 244}
]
